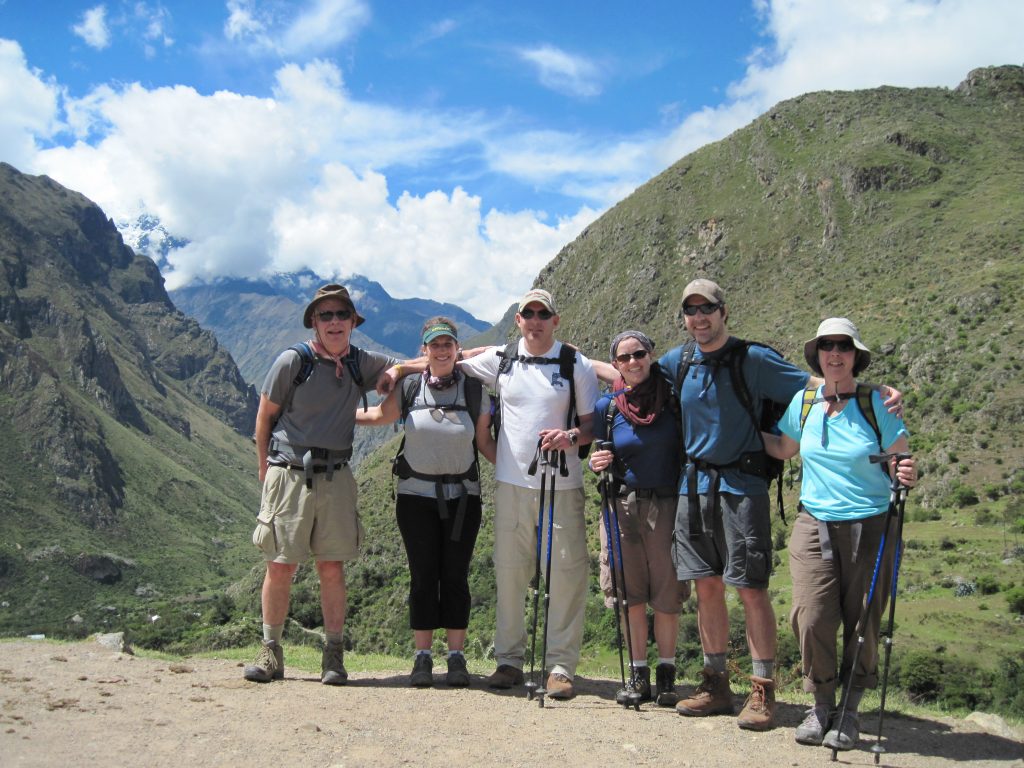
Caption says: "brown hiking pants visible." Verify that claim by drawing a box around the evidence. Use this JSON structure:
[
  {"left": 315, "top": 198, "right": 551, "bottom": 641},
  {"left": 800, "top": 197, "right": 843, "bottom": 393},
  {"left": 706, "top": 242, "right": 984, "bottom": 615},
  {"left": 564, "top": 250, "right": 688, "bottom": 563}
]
[{"left": 789, "top": 510, "right": 896, "bottom": 697}]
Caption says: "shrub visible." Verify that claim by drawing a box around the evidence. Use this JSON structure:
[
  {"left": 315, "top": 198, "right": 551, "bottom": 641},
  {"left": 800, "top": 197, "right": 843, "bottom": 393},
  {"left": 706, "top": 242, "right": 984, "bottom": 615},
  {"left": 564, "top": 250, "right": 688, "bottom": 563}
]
[
  {"left": 1005, "top": 587, "right": 1024, "bottom": 615},
  {"left": 976, "top": 574, "right": 1000, "bottom": 595}
]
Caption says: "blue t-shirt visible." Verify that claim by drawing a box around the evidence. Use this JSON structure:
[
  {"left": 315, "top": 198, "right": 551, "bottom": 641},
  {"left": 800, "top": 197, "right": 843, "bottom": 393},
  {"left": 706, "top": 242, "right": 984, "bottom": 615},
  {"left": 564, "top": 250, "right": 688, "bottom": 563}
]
[
  {"left": 659, "top": 338, "right": 809, "bottom": 496},
  {"left": 778, "top": 387, "right": 909, "bottom": 521},
  {"left": 592, "top": 395, "right": 681, "bottom": 489}
]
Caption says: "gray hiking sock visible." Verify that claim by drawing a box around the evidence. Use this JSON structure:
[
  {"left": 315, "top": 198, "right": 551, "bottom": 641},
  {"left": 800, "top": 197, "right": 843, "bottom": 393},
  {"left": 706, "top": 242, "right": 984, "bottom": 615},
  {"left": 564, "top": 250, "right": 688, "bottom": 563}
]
[
  {"left": 844, "top": 686, "right": 865, "bottom": 712},
  {"left": 704, "top": 653, "right": 727, "bottom": 674},
  {"left": 263, "top": 623, "right": 284, "bottom": 643},
  {"left": 325, "top": 631, "right": 343, "bottom": 645},
  {"left": 752, "top": 658, "right": 774, "bottom": 679}
]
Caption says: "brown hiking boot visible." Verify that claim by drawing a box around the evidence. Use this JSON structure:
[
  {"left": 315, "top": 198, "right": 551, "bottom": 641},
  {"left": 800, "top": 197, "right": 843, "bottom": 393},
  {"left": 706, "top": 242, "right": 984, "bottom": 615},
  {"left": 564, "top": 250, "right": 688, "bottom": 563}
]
[
  {"left": 675, "top": 667, "right": 734, "bottom": 716},
  {"left": 486, "top": 664, "right": 524, "bottom": 689},
  {"left": 545, "top": 672, "right": 576, "bottom": 700},
  {"left": 737, "top": 675, "right": 776, "bottom": 731},
  {"left": 243, "top": 640, "right": 284, "bottom": 683}
]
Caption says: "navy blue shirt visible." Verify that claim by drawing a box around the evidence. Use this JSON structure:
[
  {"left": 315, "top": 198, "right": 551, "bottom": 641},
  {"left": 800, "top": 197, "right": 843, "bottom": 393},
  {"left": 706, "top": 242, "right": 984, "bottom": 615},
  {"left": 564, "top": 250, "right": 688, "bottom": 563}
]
[
  {"left": 592, "top": 395, "right": 681, "bottom": 490},
  {"left": 659, "top": 338, "right": 809, "bottom": 496}
]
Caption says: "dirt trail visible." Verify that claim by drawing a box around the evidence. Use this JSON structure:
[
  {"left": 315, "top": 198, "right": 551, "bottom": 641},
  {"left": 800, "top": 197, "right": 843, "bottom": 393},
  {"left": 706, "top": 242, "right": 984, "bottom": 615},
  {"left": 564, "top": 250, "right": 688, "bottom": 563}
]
[{"left": 1, "top": 640, "right": 1021, "bottom": 768}]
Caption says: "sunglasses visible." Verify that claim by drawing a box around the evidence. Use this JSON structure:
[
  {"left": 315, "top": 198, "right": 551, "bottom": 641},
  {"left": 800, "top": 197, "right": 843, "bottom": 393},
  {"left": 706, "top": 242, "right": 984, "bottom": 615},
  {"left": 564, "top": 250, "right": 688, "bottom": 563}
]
[
  {"left": 614, "top": 349, "right": 650, "bottom": 364},
  {"left": 317, "top": 309, "right": 353, "bottom": 322},
  {"left": 683, "top": 302, "right": 722, "bottom": 316},
  {"left": 817, "top": 338, "right": 855, "bottom": 353},
  {"left": 519, "top": 308, "right": 554, "bottom": 320},
  {"left": 429, "top": 407, "right": 462, "bottom": 425}
]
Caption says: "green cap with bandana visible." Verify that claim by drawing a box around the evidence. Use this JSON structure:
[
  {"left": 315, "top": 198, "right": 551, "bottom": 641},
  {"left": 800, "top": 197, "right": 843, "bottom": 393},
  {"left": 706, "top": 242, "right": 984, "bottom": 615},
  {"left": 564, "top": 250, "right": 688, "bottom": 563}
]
[{"left": 422, "top": 321, "right": 458, "bottom": 345}]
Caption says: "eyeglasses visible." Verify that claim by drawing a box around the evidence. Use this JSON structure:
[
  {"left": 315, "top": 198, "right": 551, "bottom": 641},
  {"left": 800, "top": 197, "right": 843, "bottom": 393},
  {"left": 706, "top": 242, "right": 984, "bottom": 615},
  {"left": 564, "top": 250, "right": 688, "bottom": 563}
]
[
  {"left": 817, "top": 338, "right": 855, "bottom": 353},
  {"left": 429, "top": 407, "right": 462, "bottom": 424},
  {"left": 614, "top": 349, "right": 650, "bottom": 364},
  {"left": 519, "top": 308, "right": 554, "bottom": 320},
  {"left": 682, "top": 302, "right": 722, "bottom": 316},
  {"left": 317, "top": 309, "right": 353, "bottom": 322}
]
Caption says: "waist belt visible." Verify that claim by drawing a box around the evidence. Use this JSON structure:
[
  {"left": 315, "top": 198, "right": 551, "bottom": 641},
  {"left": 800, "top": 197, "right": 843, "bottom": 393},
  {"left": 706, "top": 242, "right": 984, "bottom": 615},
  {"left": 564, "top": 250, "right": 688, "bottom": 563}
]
[
  {"left": 269, "top": 441, "right": 353, "bottom": 489},
  {"left": 393, "top": 456, "right": 478, "bottom": 542},
  {"left": 798, "top": 505, "right": 865, "bottom": 563},
  {"left": 684, "top": 453, "right": 770, "bottom": 538},
  {"left": 618, "top": 485, "right": 676, "bottom": 500}
]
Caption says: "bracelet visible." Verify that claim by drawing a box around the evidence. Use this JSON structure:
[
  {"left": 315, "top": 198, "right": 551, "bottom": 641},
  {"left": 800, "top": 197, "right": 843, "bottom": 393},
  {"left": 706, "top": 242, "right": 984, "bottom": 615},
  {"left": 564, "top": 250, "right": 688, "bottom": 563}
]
[{"left": 394, "top": 364, "right": 403, "bottom": 378}]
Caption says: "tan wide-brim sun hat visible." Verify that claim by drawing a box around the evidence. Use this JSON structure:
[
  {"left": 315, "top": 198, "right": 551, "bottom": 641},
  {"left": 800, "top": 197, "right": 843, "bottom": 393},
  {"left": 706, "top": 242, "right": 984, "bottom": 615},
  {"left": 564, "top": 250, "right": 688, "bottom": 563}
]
[
  {"left": 803, "top": 317, "right": 871, "bottom": 375},
  {"left": 303, "top": 283, "right": 366, "bottom": 328}
]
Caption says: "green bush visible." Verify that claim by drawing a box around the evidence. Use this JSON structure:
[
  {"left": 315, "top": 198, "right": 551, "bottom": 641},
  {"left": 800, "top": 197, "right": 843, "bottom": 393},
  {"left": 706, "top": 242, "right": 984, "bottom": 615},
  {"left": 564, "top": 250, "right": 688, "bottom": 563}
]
[
  {"left": 1005, "top": 587, "right": 1024, "bottom": 615},
  {"left": 976, "top": 574, "right": 1000, "bottom": 595}
]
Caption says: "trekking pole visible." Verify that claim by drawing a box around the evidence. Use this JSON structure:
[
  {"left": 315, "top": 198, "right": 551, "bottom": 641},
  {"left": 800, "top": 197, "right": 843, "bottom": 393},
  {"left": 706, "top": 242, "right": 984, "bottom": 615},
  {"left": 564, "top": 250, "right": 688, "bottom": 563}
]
[
  {"left": 524, "top": 443, "right": 547, "bottom": 702},
  {"left": 830, "top": 451, "right": 911, "bottom": 762},
  {"left": 604, "top": 441, "right": 642, "bottom": 712},
  {"left": 596, "top": 441, "right": 629, "bottom": 708},
  {"left": 534, "top": 449, "right": 559, "bottom": 708},
  {"left": 870, "top": 454, "right": 911, "bottom": 764}
]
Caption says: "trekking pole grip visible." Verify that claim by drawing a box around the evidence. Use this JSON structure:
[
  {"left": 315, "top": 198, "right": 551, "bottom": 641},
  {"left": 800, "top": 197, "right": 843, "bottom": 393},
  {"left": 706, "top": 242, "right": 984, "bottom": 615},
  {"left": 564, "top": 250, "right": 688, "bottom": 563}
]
[{"left": 869, "top": 451, "right": 913, "bottom": 491}]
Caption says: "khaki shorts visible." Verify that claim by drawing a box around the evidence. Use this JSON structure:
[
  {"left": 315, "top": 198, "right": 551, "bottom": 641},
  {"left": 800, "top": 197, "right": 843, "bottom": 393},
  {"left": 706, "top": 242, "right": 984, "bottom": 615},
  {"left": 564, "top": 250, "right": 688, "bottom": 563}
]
[
  {"left": 599, "top": 490, "right": 690, "bottom": 614},
  {"left": 252, "top": 464, "right": 362, "bottom": 563}
]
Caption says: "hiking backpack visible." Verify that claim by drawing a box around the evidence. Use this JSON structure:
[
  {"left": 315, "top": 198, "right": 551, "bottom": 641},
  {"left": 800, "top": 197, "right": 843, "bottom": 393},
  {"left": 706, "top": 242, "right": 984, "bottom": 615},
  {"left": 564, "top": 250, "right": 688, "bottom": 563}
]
[
  {"left": 674, "top": 338, "right": 790, "bottom": 518},
  {"left": 798, "top": 383, "right": 887, "bottom": 474},
  {"left": 491, "top": 341, "right": 591, "bottom": 459}
]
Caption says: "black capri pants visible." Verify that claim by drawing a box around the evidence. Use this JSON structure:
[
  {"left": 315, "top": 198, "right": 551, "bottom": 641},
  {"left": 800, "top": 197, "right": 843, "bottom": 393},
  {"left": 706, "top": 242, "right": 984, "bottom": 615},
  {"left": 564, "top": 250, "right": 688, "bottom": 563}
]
[{"left": 396, "top": 493, "right": 483, "bottom": 630}]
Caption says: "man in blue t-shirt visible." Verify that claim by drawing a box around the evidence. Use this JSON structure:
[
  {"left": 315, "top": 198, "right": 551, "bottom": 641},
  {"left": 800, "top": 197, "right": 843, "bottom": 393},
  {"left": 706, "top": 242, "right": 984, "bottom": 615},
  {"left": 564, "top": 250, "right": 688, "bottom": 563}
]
[{"left": 659, "top": 278, "right": 808, "bottom": 731}]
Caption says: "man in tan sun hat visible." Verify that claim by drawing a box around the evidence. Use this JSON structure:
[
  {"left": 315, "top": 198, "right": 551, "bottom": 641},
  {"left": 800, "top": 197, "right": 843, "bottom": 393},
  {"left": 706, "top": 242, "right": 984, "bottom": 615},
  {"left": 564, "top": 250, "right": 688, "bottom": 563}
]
[{"left": 243, "top": 283, "right": 398, "bottom": 687}]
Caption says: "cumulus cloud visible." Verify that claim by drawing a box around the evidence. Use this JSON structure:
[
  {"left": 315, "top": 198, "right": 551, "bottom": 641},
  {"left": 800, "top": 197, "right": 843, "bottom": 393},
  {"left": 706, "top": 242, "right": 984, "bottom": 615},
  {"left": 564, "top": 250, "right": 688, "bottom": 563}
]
[
  {"left": 26, "top": 57, "right": 587, "bottom": 320},
  {"left": 518, "top": 45, "right": 603, "bottom": 98},
  {"left": 0, "top": 40, "right": 62, "bottom": 170},
  {"left": 73, "top": 5, "right": 111, "bottom": 50}
]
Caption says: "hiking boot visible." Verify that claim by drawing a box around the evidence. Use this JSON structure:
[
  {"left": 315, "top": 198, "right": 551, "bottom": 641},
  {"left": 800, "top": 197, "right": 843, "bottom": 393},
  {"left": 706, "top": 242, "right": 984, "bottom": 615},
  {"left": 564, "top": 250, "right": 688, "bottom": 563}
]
[
  {"left": 243, "top": 640, "right": 284, "bottom": 682},
  {"left": 486, "top": 664, "right": 524, "bottom": 689},
  {"left": 655, "top": 663, "right": 679, "bottom": 707},
  {"left": 794, "top": 705, "right": 831, "bottom": 746},
  {"left": 321, "top": 640, "right": 348, "bottom": 686},
  {"left": 676, "top": 667, "right": 734, "bottom": 716},
  {"left": 616, "top": 666, "right": 651, "bottom": 705},
  {"left": 546, "top": 672, "right": 575, "bottom": 700},
  {"left": 410, "top": 653, "right": 433, "bottom": 687},
  {"left": 737, "top": 675, "right": 776, "bottom": 731},
  {"left": 823, "top": 712, "right": 860, "bottom": 751},
  {"left": 445, "top": 654, "right": 470, "bottom": 687}
]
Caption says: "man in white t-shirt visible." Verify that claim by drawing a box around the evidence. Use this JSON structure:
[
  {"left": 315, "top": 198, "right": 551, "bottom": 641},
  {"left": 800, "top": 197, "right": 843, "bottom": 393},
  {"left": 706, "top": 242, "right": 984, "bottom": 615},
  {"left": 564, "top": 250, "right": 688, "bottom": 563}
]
[{"left": 459, "top": 289, "right": 599, "bottom": 700}]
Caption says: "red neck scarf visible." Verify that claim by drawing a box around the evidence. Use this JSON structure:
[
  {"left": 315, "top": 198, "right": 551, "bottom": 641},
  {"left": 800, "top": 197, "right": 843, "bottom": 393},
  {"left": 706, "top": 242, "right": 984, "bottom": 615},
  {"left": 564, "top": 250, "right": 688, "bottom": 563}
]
[{"left": 613, "top": 366, "right": 668, "bottom": 426}]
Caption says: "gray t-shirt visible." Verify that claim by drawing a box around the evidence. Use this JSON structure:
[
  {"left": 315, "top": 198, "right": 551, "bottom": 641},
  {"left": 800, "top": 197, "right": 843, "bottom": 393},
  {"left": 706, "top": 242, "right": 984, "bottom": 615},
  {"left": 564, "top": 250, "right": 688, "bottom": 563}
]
[
  {"left": 262, "top": 345, "right": 397, "bottom": 454},
  {"left": 397, "top": 375, "right": 483, "bottom": 499}
]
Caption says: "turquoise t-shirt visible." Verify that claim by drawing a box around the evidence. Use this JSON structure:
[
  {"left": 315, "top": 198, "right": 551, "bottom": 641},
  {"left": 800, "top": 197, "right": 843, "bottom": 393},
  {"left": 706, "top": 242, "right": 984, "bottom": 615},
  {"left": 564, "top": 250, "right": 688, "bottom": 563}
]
[{"left": 777, "top": 387, "right": 908, "bottom": 521}]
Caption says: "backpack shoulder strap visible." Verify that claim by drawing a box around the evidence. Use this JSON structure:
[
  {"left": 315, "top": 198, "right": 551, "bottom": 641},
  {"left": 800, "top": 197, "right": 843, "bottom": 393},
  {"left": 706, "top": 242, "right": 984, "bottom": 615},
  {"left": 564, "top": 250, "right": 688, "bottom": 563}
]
[
  {"left": 399, "top": 375, "right": 421, "bottom": 421},
  {"left": 675, "top": 340, "right": 698, "bottom": 395},
  {"left": 288, "top": 342, "right": 316, "bottom": 387},
  {"left": 496, "top": 341, "right": 518, "bottom": 376},
  {"left": 799, "top": 385, "right": 817, "bottom": 432},
  {"left": 725, "top": 339, "right": 755, "bottom": 417},
  {"left": 855, "top": 383, "right": 883, "bottom": 449},
  {"left": 343, "top": 344, "right": 369, "bottom": 412},
  {"left": 559, "top": 344, "right": 577, "bottom": 430},
  {"left": 464, "top": 375, "right": 483, "bottom": 423}
]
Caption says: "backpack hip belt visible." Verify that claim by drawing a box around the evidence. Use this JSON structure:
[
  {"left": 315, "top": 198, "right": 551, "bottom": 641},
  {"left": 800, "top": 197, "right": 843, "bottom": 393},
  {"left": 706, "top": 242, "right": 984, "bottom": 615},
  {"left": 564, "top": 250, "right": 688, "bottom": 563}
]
[
  {"left": 394, "top": 458, "right": 478, "bottom": 542},
  {"left": 269, "top": 440, "right": 352, "bottom": 489}
]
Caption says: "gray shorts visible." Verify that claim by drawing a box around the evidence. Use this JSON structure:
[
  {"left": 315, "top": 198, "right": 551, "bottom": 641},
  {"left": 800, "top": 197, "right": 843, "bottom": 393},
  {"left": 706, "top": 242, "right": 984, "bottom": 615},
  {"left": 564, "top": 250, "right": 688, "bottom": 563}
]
[{"left": 672, "top": 492, "right": 773, "bottom": 589}]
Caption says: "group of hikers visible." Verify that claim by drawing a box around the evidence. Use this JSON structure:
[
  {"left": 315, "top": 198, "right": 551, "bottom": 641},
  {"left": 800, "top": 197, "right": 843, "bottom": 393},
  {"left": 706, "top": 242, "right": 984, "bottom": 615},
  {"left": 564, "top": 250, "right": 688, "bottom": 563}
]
[{"left": 242, "top": 279, "right": 917, "bottom": 751}]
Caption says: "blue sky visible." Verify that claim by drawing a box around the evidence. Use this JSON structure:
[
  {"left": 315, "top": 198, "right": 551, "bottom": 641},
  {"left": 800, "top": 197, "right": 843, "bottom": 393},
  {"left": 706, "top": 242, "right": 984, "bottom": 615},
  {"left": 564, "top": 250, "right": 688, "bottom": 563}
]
[{"left": 2, "top": 1, "right": 1021, "bottom": 320}]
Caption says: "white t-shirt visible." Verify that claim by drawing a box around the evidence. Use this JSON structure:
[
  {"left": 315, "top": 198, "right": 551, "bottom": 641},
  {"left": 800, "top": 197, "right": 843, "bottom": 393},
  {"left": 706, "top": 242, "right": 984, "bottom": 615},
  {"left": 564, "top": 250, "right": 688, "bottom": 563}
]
[{"left": 460, "top": 340, "right": 599, "bottom": 489}]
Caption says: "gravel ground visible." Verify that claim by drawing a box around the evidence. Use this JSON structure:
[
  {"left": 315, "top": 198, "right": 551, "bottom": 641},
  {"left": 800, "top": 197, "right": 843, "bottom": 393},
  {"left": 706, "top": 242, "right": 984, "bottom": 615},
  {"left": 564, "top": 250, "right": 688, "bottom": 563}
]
[{"left": 1, "top": 639, "right": 1021, "bottom": 768}]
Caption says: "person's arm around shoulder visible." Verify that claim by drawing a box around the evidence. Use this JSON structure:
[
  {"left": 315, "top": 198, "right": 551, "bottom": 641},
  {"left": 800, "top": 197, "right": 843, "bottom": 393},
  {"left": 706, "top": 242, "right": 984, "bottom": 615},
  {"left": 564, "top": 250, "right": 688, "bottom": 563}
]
[
  {"left": 254, "top": 394, "right": 281, "bottom": 485},
  {"left": 591, "top": 359, "right": 616, "bottom": 385},
  {"left": 761, "top": 431, "right": 799, "bottom": 461},
  {"left": 761, "top": 387, "right": 803, "bottom": 461},
  {"left": 355, "top": 386, "right": 402, "bottom": 426}
]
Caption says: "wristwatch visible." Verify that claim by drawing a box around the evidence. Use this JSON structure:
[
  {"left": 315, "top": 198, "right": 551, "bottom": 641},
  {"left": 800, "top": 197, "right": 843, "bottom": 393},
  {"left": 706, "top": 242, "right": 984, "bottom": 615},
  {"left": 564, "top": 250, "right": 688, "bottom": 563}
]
[{"left": 568, "top": 429, "right": 578, "bottom": 446}]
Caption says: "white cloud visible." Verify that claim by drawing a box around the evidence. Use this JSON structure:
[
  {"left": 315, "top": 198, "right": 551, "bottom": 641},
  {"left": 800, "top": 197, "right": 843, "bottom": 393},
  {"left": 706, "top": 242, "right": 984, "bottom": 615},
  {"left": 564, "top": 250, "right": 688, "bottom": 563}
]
[
  {"left": 73, "top": 5, "right": 111, "bottom": 50},
  {"left": 518, "top": 45, "right": 602, "bottom": 98},
  {"left": 0, "top": 40, "right": 62, "bottom": 170},
  {"left": 224, "top": 0, "right": 370, "bottom": 57}
]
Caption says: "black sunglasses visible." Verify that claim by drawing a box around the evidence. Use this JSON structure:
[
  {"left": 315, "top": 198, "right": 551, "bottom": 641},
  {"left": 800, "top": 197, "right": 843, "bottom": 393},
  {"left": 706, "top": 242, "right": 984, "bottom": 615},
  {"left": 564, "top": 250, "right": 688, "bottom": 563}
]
[
  {"left": 317, "top": 309, "right": 353, "bottom": 322},
  {"left": 615, "top": 349, "right": 650, "bottom": 364},
  {"left": 817, "top": 338, "right": 855, "bottom": 353},
  {"left": 520, "top": 308, "right": 554, "bottom": 320},
  {"left": 683, "top": 302, "right": 722, "bottom": 316}
]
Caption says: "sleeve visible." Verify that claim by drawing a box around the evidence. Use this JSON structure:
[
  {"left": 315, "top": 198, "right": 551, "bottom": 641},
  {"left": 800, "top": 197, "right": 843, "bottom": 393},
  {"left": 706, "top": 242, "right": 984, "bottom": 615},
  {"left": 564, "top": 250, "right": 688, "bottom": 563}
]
[
  {"left": 592, "top": 396, "right": 611, "bottom": 442},
  {"left": 751, "top": 345, "right": 811, "bottom": 404},
  {"left": 873, "top": 390, "right": 909, "bottom": 449},
  {"left": 573, "top": 354, "right": 601, "bottom": 416},
  {"left": 458, "top": 347, "right": 502, "bottom": 388},
  {"left": 358, "top": 350, "right": 400, "bottom": 391},
  {"left": 776, "top": 388, "right": 806, "bottom": 442},
  {"left": 261, "top": 349, "right": 301, "bottom": 405}
]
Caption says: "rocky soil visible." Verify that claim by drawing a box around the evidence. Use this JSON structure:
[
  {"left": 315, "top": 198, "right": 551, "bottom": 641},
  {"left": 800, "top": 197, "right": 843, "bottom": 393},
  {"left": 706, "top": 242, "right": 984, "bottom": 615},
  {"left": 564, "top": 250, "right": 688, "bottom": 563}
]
[{"left": 1, "top": 639, "right": 1021, "bottom": 768}]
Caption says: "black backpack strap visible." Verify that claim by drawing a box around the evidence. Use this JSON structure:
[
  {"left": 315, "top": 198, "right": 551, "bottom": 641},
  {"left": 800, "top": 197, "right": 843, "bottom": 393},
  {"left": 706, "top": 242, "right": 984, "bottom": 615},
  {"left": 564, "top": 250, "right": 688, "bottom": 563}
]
[
  {"left": 343, "top": 344, "right": 368, "bottom": 412},
  {"left": 675, "top": 340, "right": 697, "bottom": 396},
  {"left": 399, "top": 375, "right": 422, "bottom": 422}
]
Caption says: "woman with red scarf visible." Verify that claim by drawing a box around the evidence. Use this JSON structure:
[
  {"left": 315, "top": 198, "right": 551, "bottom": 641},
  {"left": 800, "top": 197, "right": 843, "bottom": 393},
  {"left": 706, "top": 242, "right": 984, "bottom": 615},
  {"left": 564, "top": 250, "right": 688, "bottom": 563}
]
[{"left": 590, "top": 330, "right": 690, "bottom": 707}]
